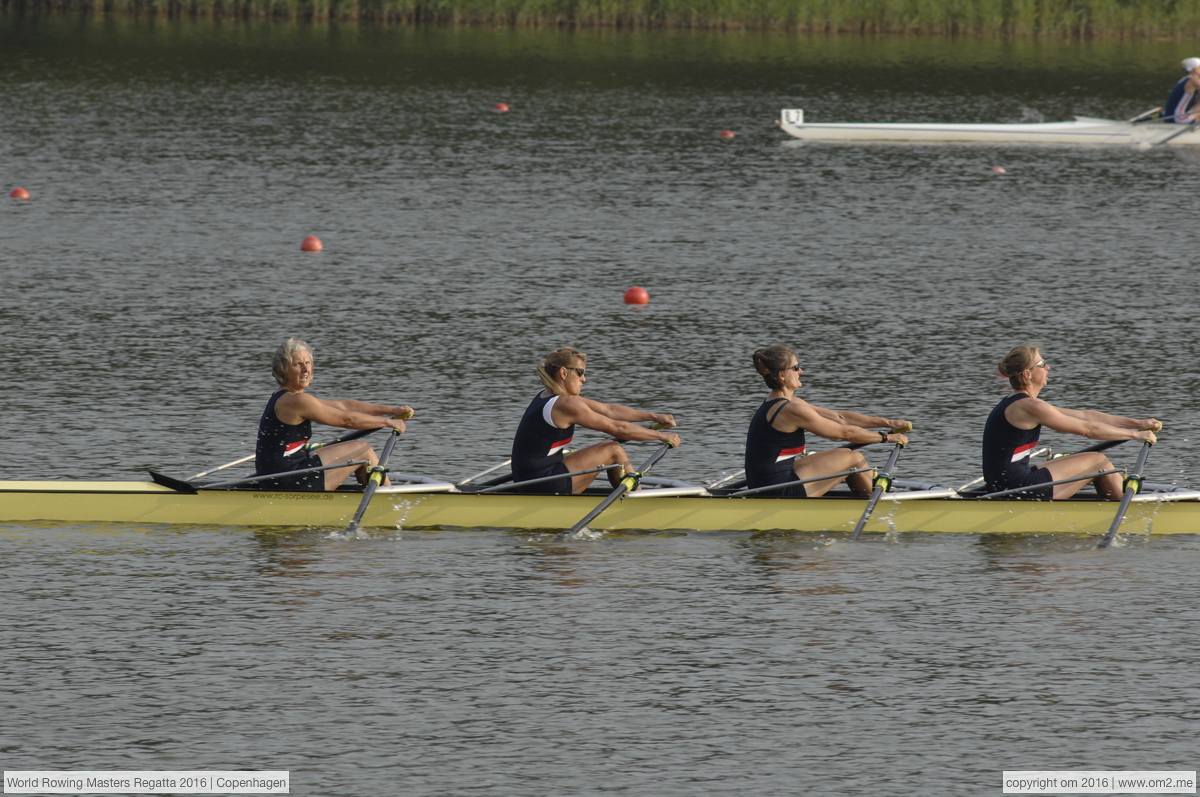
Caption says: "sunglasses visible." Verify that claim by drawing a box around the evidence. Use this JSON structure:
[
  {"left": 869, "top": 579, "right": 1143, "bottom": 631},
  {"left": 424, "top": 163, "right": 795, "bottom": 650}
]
[
  {"left": 1032, "top": 359, "right": 1049, "bottom": 369},
  {"left": 570, "top": 367, "right": 586, "bottom": 377},
  {"left": 785, "top": 364, "right": 802, "bottom": 372}
]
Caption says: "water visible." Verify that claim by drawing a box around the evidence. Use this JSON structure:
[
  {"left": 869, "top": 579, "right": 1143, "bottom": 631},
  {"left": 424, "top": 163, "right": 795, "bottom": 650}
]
[{"left": 2, "top": 18, "right": 1199, "bottom": 795}]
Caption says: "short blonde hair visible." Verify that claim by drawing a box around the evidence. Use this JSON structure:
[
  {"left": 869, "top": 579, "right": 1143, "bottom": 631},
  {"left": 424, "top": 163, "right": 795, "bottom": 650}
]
[
  {"left": 536, "top": 347, "right": 587, "bottom": 397},
  {"left": 272, "top": 338, "right": 312, "bottom": 387}
]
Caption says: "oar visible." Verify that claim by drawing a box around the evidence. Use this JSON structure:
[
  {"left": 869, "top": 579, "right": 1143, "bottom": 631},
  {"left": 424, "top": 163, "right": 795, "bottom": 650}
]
[
  {"left": 1127, "top": 107, "right": 1162, "bottom": 123},
  {"left": 729, "top": 466, "right": 873, "bottom": 497},
  {"left": 553, "top": 442, "right": 675, "bottom": 540},
  {"left": 345, "top": 429, "right": 403, "bottom": 533},
  {"left": 189, "top": 453, "right": 256, "bottom": 481},
  {"left": 976, "top": 468, "right": 1120, "bottom": 499},
  {"left": 475, "top": 464, "right": 615, "bottom": 494},
  {"left": 457, "top": 423, "right": 666, "bottom": 487},
  {"left": 849, "top": 442, "right": 904, "bottom": 541},
  {"left": 150, "top": 459, "right": 369, "bottom": 493},
  {"left": 457, "top": 459, "right": 512, "bottom": 486},
  {"left": 707, "top": 434, "right": 891, "bottom": 490},
  {"left": 186, "top": 419, "right": 406, "bottom": 480},
  {"left": 1098, "top": 441, "right": 1153, "bottom": 549},
  {"left": 1148, "top": 120, "right": 1197, "bottom": 147},
  {"left": 956, "top": 440, "right": 1125, "bottom": 492}
]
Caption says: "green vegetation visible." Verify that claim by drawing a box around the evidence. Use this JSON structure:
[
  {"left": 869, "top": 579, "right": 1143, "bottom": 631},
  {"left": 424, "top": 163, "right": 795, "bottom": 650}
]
[{"left": 5, "top": 0, "right": 1200, "bottom": 37}]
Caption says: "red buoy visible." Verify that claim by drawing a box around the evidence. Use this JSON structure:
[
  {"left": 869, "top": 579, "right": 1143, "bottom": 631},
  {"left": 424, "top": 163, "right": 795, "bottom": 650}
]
[
  {"left": 10, "top": 187, "right": 30, "bottom": 200},
  {"left": 624, "top": 286, "right": 650, "bottom": 305},
  {"left": 494, "top": 103, "right": 510, "bottom": 113},
  {"left": 991, "top": 166, "right": 1007, "bottom": 174},
  {"left": 718, "top": 130, "right": 736, "bottom": 140},
  {"left": 301, "top": 236, "right": 323, "bottom": 252}
]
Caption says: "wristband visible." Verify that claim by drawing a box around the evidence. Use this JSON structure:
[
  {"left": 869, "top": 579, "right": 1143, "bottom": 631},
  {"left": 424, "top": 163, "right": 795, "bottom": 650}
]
[{"left": 879, "top": 431, "right": 889, "bottom": 443}]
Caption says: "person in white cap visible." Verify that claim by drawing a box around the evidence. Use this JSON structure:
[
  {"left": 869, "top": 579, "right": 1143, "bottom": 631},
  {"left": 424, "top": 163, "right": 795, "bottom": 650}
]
[{"left": 1164, "top": 57, "right": 1200, "bottom": 123}]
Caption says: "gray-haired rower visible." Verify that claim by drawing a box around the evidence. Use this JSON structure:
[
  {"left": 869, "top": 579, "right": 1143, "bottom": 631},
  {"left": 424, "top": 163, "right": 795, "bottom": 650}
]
[{"left": 255, "top": 338, "right": 413, "bottom": 491}]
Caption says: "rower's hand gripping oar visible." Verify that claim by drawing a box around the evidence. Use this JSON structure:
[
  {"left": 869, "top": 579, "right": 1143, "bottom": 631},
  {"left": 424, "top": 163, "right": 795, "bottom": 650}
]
[
  {"left": 554, "top": 440, "right": 677, "bottom": 540},
  {"left": 345, "top": 427, "right": 404, "bottom": 534},
  {"left": 849, "top": 441, "right": 905, "bottom": 541},
  {"left": 1098, "top": 441, "right": 1153, "bottom": 549}
]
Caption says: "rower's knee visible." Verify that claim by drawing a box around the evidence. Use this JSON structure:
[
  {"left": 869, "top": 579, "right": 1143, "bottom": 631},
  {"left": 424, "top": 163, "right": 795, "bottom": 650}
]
[{"left": 598, "top": 440, "right": 628, "bottom": 464}]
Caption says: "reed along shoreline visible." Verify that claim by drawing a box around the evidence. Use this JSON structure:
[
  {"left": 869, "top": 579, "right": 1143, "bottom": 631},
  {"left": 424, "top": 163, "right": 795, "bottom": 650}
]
[{"left": 3, "top": 0, "right": 1200, "bottom": 38}]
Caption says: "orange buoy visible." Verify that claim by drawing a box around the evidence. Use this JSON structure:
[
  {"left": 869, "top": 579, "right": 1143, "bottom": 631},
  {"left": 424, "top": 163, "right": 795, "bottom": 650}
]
[
  {"left": 624, "top": 286, "right": 650, "bottom": 305},
  {"left": 718, "top": 130, "right": 736, "bottom": 140},
  {"left": 10, "top": 187, "right": 30, "bottom": 200},
  {"left": 991, "top": 166, "right": 1007, "bottom": 174},
  {"left": 301, "top": 236, "right": 323, "bottom": 252},
  {"left": 494, "top": 103, "right": 510, "bottom": 113}
]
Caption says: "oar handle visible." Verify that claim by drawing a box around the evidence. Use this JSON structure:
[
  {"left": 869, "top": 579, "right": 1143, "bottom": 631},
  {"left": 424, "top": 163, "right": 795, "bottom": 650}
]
[
  {"left": 312, "top": 412, "right": 411, "bottom": 453},
  {"left": 1078, "top": 439, "right": 1127, "bottom": 455}
]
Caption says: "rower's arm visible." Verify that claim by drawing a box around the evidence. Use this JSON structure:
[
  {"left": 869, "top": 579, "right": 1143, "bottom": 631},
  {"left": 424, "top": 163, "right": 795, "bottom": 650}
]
[
  {"left": 1056, "top": 406, "right": 1160, "bottom": 431},
  {"left": 284, "top": 393, "right": 406, "bottom": 431},
  {"left": 323, "top": 398, "right": 413, "bottom": 418},
  {"left": 556, "top": 397, "right": 679, "bottom": 444},
  {"left": 578, "top": 397, "right": 676, "bottom": 428},
  {"left": 1014, "top": 399, "right": 1155, "bottom": 441},
  {"left": 813, "top": 406, "right": 910, "bottom": 430},
  {"left": 784, "top": 402, "right": 906, "bottom": 445}
]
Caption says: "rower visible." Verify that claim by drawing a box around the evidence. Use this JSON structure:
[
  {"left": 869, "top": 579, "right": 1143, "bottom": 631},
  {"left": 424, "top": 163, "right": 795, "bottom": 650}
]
[
  {"left": 1164, "top": 57, "right": 1200, "bottom": 124},
  {"left": 255, "top": 338, "right": 413, "bottom": 491},
  {"left": 983, "top": 345, "right": 1160, "bottom": 499},
  {"left": 511, "top": 347, "right": 680, "bottom": 495},
  {"left": 744, "top": 346, "right": 910, "bottom": 498}
]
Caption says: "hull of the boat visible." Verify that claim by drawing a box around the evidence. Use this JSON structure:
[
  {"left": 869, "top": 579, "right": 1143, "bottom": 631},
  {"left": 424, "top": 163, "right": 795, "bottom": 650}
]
[
  {"left": 777, "top": 110, "right": 1200, "bottom": 146},
  {"left": 0, "top": 481, "right": 1196, "bottom": 536}
]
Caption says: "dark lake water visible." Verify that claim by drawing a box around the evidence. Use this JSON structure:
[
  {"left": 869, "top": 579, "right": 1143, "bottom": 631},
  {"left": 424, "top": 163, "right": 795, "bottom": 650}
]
[{"left": 2, "top": 17, "right": 1199, "bottom": 796}]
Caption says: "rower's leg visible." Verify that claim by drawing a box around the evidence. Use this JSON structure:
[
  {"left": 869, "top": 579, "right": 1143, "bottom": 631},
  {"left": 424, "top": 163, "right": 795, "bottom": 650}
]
[
  {"left": 563, "top": 441, "right": 633, "bottom": 494},
  {"left": 1036, "top": 452, "right": 1121, "bottom": 499},
  {"left": 793, "top": 449, "right": 872, "bottom": 497},
  {"left": 317, "top": 441, "right": 387, "bottom": 490}
]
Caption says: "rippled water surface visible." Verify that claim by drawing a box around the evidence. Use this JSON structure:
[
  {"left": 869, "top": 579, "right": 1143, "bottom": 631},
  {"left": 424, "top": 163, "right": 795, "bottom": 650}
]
[{"left": 2, "top": 17, "right": 1199, "bottom": 795}]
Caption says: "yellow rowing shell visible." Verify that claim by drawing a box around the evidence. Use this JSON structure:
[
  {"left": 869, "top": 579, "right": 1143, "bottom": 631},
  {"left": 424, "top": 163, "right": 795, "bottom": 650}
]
[{"left": 0, "top": 481, "right": 1196, "bottom": 536}]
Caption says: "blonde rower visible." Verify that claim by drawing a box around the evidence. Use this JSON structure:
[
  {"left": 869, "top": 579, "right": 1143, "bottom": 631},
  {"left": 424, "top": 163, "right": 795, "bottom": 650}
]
[
  {"left": 983, "top": 345, "right": 1160, "bottom": 499},
  {"left": 511, "top": 347, "right": 680, "bottom": 495}
]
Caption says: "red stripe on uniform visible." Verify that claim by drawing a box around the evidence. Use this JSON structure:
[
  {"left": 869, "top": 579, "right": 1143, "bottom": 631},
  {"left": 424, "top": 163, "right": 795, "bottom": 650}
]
[
  {"left": 1010, "top": 441, "right": 1036, "bottom": 463},
  {"left": 284, "top": 440, "right": 310, "bottom": 457},
  {"left": 776, "top": 445, "right": 806, "bottom": 461}
]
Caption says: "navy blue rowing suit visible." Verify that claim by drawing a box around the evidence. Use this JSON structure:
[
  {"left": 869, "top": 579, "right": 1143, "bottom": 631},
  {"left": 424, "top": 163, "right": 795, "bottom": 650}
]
[
  {"left": 744, "top": 398, "right": 808, "bottom": 498},
  {"left": 254, "top": 389, "right": 325, "bottom": 491},
  {"left": 982, "top": 393, "right": 1053, "bottom": 499},
  {"left": 511, "top": 391, "right": 576, "bottom": 495},
  {"left": 1165, "top": 75, "right": 1198, "bottom": 122}
]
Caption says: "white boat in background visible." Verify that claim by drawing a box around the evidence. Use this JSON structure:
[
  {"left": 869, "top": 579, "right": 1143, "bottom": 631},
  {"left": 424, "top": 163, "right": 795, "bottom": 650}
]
[{"left": 777, "top": 109, "right": 1200, "bottom": 146}]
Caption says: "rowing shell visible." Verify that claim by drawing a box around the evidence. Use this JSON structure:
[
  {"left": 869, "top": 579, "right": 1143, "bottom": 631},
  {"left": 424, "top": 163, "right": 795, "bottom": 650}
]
[
  {"left": 1, "top": 479, "right": 1198, "bottom": 535},
  {"left": 777, "top": 109, "right": 1200, "bottom": 146}
]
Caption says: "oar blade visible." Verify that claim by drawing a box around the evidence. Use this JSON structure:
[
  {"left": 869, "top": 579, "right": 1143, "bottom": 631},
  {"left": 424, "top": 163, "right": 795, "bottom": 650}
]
[{"left": 849, "top": 486, "right": 884, "bottom": 541}]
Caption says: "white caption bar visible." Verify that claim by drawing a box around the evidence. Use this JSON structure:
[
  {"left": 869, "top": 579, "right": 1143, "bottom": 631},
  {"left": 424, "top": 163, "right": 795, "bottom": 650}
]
[
  {"left": 1003, "top": 771, "right": 1196, "bottom": 794},
  {"left": 3, "top": 771, "right": 289, "bottom": 794}
]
